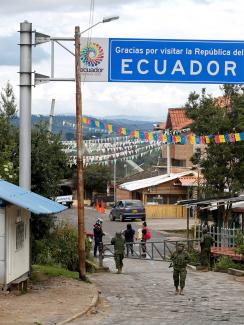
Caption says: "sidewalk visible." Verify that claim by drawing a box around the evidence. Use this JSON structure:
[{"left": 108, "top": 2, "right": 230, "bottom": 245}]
[
  {"left": 0, "top": 276, "right": 98, "bottom": 325},
  {"left": 142, "top": 218, "right": 195, "bottom": 231}
]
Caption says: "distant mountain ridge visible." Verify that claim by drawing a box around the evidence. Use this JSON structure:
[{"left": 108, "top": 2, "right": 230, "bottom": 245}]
[{"left": 12, "top": 115, "right": 158, "bottom": 140}]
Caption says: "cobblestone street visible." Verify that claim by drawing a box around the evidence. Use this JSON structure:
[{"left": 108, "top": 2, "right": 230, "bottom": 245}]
[{"left": 72, "top": 258, "right": 244, "bottom": 325}]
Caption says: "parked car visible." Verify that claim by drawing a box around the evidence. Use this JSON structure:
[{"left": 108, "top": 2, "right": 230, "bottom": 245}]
[
  {"left": 109, "top": 200, "right": 146, "bottom": 222},
  {"left": 54, "top": 185, "right": 73, "bottom": 208}
]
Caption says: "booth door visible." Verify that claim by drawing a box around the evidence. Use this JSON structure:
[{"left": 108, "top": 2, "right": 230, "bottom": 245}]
[{"left": 6, "top": 206, "right": 30, "bottom": 284}]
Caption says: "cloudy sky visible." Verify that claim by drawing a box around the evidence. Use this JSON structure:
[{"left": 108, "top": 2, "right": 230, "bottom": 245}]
[{"left": 0, "top": 0, "right": 244, "bottom": 121}]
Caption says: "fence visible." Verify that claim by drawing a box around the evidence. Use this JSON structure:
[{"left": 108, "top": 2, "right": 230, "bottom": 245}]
[
  {"left": 145, "top": 204, "right": 187, "bottom": 219},
  {"left": 196, "top": 224, "right": 242, "bottom": 248},
  {"left": 98, "top": 239, "right": 199, "bottom": 267}
]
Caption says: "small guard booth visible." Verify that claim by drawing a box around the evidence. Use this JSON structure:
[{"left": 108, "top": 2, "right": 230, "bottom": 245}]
[{"left": 0, "top": 180, "right": 66, "bottom": 289}]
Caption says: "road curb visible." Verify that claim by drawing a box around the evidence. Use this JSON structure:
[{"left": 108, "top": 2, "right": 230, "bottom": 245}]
[{"left": 57, "top": 290, "right": 100, "bottom": 325}]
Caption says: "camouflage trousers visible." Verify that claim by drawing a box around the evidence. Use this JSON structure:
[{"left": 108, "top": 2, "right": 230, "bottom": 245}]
[
  {"left": 114, "top": 253, "right": 124, "bottom": 270},
  {"left": 200, "top": 249, "right": 211, "bottom": 267},
  {"left": 173, "top": 268, "right": 187, "bottom": 289}
]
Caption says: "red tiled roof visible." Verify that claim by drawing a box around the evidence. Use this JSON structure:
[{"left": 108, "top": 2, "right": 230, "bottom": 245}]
[{"left": 166, "top": 108, "right": 193, "bottom": 130}]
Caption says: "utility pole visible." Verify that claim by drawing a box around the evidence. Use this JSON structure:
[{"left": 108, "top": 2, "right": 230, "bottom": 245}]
[
  {"left": 75, "top": 26, "right": 86, "bottom": 280},
  {"left": 19, "top": 21, "right": 32, "bottom": 190},
  {"left": 114, "top": 136, "right": 117, "bottom": 203},
  {"left": 48, "top": 99, "right": 55, "bottom": 133}
]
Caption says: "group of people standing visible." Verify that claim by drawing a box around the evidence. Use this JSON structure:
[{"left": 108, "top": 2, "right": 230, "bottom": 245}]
[
  {"left": 93, "top": 220, "right": 151, "bottom": 273},
  {"left": 92, "top": 218, "right": 214, "bottom": 295}
]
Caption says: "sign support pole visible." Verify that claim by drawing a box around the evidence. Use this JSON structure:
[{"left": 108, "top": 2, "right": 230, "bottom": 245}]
[
  {"left": 19, "top": 21, "right": 32, "bottom": 190},
  {"left": 75, "top": 26, "right": 86, "bottom": 280}
]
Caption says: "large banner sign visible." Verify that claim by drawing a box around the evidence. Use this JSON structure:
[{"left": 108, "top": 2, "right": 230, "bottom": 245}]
[{"left": 80, "top": 38, "right": 244, "bottom": 84}]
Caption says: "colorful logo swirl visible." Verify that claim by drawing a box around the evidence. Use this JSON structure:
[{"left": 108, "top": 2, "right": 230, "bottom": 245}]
[{"left": 80, "top": 42, "right": 104, "bottom": 67}]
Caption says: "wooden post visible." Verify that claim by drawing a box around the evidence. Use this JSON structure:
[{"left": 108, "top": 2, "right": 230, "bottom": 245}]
[{"left": 75, "top": 26, "right": 86, "bottom": 280}]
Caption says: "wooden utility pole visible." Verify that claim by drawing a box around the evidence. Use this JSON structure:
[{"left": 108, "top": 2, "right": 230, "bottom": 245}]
[{"left": 75, "top": 26, "right": 86, "bottom": 280}]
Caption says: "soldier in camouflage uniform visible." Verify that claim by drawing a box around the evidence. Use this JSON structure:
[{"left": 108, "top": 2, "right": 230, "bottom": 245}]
[
  {"left": 200, "top": 228, "right": 214, "bottom": 267},
  {"left": 171, "top": 243, "right": 191, "bottom": 295},
  {"left": 111, "top": 232, "right": 125, "bottom": 274}
]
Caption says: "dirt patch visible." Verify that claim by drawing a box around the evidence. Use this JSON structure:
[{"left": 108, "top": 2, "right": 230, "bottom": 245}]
[{"left": 0, "top": 276, "right": 97, "bottom": 325}]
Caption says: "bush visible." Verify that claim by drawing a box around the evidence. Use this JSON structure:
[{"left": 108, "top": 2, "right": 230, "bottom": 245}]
[
  {"left": 32, "top": 222, "right": 93, "bottom": 272},
  {"left": 49, "top": 223, "right": 79, "bottom": 271},
  {"left": 188, "top": 248, "right": 201, "bottom": 266},
  {"left": 214, "top": 256, "right": 244, "bottom": 271},
  {"left": 235, "top": 231, "right": 244, "bottom": 255},
  {"left": 33, "top": 239, "right": 54, "bottom": 265}
]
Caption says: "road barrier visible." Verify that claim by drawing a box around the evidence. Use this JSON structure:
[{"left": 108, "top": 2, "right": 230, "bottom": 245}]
[{"left": 98, "top": 239, "right": 200, "bottom": 267}]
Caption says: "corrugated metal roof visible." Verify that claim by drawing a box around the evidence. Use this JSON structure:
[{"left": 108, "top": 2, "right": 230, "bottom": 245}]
[
  {"left": 0, "top": 180, "right": 67, "bottom": 215},
  {"left": 119, "top": 171, "right": 194, "bottom": 192}
]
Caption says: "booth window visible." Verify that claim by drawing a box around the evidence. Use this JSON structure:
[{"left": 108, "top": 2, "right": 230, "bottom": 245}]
[{"left": 16, "top": 221, "right": 25, "bottom": 250}]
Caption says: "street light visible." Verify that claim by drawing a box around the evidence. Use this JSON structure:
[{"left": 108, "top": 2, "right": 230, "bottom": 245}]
[
  {"left": 80, "top": 16, "right": 119, "bottom": 35},
  {"left": 75, "top": 16, "right": 119, "bottom": 280}
]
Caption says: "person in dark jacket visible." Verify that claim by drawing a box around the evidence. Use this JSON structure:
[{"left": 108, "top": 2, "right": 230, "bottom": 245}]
[
  {"left": 123, "top": 224, "right": 135, "bottom": 257},
  {"left": 93, "top": 219, "right": 104, "bottom": 257}
]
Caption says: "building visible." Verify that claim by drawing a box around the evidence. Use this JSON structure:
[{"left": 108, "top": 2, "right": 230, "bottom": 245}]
[
  {"left": 161, "top": 108, "right": 197, "bottom": 172},
  {"left": 0, "top": 180, "right": 66, "bottom": 289},
  {"left": 117, "top": 171, "right": 201, "bottom": 218}
]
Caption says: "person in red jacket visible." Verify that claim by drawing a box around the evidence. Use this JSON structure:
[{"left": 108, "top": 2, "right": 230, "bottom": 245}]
[{"left": 142, "top": 221, "right": 151, "bottom": 241}]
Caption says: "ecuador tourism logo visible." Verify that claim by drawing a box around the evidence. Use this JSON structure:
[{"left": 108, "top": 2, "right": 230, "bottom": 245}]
[
  {"left": 80, "top": 38, "right": 108, "bottom": 81},
  {"left": 80, "top": 42, "right": 104, "bottom": 69}
]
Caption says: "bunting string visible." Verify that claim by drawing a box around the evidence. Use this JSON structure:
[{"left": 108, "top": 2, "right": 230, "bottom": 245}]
[{"left": 62, "top": 118, "right": 244, "bottom": 144}]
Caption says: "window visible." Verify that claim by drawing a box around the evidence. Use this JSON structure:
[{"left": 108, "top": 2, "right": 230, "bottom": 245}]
[
  {"left": 147, "top": 194, "right": 165, "bottom": 205},
  {"left": 125, "top": 201, "right": 143, "bottom": 207},
  {"left": 16, "top": 221, "right": 25, "bottom": 250},
  {"left": 172, "top": 159, "right": 186, "bottom": 167},
  {"left": 168, "top": 195, "right": 179, "bottom": 204}
]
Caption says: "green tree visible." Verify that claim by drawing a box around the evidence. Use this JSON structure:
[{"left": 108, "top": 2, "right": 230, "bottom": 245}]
[
  {"left": 0, "top": 83, "right": 18, "bottom": 182},
  {"left": 31, "top": 121, "right": 69, "bottom": 197},
  {"left": 83, "top": 164, "right": 111, "bottom": 197},
  {"left": 186, "top": 86, "right": 244, "bottom": 224},
  {"left": 0, "top": 81, "right": 17, "bottom": 120}
]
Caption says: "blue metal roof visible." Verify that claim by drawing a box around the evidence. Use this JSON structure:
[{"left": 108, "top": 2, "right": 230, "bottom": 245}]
[{"left": 0, "top": 180, "right": 67, "bottom": 214}]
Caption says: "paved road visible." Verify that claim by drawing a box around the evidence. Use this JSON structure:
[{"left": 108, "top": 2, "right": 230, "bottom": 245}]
[
  {"left": 58, "top": 207, "right": 244, "bottom": 325},
  {"left": 57, "top": 206, "right": 166, "bottom": 242},
  {"left": 72, "top": 259, "right": 244, "bottom": 325}
]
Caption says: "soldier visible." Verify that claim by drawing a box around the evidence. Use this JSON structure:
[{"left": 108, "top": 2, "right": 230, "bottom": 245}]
[
  {"left": 200, "top": 228, "right": 214, "bottom": 267},
  {"left": 111, "top": 232, "right": 125, "bottom": 274},
  {"left": 170, "top": 242, "right": 191, "bottom": 295}
]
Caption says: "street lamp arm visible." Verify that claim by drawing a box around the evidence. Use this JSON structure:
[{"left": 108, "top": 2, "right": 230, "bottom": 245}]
[
  {"left": 80, "top": 21, "right": 102, "bottom": 35},
  {"left": 80, "top": 15, "right": 119, "bottom": 35}
]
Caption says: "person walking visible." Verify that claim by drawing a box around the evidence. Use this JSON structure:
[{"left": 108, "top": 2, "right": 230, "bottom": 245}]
[
  {"left": 123, "top": 224, "right": 135, "bottom": 257},
  {"left": 111, "top": 232, "right": 125, "bottom": 274},
  {"left": 170, "top": 242, "right": 190, "bottom": 295},
  {"left": 93, "top": 219, "right": 104, "bottom": 257}
]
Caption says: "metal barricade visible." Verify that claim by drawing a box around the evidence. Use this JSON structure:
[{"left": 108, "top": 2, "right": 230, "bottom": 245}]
[{"left": 98, "top": 239, "right": 200, "bottom": 267}]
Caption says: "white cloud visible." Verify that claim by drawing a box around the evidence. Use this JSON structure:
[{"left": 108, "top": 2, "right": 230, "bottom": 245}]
[{"left": 0, "top": 0, "right": 243, "bottom": 121}]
